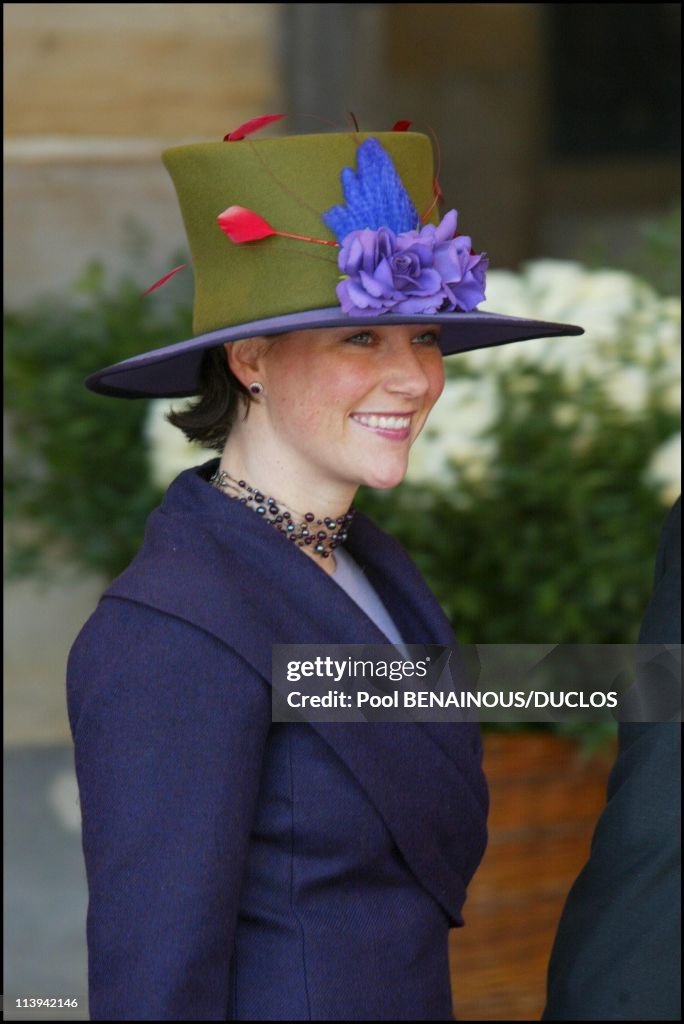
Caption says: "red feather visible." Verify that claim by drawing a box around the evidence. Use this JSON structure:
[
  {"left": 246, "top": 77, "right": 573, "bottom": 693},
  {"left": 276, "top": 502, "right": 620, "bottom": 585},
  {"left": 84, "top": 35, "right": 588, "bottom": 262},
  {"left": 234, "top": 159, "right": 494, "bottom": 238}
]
[
  {"left": 218, "top": 206, "right": 339, "bottom": 248},
  {"left": 392, "top": 120, "right": 412, "bottom": 131},
  {"left": 143, "top": 263, "right": 188, "bottom": 296},
  {"left": 217, "top": 206, "right": 276, "bottom": 243},
  {"left": 223, "top": 114, "right": 285, "bottom": 141}
]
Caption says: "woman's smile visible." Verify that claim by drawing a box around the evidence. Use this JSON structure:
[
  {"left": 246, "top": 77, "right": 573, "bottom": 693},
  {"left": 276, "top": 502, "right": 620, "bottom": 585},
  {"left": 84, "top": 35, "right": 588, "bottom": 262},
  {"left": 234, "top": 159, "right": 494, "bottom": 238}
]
[{"left": 349, "top": 411, "right": 414, "bottom": 441}]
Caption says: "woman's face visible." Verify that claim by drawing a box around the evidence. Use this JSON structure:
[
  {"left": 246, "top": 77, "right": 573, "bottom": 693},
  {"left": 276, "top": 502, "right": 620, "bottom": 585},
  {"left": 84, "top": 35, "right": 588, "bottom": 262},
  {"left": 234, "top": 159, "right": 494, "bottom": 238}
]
[{"left": 228, "top": 324, "right": 445, "bottom": 501}]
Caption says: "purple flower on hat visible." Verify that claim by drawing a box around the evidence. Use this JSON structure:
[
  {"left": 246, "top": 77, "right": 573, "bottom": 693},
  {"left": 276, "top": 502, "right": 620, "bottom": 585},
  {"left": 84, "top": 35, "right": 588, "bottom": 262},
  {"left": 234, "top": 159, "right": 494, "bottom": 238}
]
[
  {"left": 337, "top": 209, "right": 488, "bottom": 316},
  {"left": 323, "top": 139, "right": 487, "bottom": 317}
]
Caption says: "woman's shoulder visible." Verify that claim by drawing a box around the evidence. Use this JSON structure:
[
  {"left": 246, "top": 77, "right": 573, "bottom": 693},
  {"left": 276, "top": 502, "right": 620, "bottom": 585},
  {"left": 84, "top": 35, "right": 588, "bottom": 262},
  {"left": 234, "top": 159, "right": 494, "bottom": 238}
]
[
  {"left": 68, "top": 593, "right": 262, "bottom": 679},
  {"left": 102, "top": 461, "right": 269, "bottom": 615},
  {"left": 66, "top": 594, "right": 271, "bottom": 731}
]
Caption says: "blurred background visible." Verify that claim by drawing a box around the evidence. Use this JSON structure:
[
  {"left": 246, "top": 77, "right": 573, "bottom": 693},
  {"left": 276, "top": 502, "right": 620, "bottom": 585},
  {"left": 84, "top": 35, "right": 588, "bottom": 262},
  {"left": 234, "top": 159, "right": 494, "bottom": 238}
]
[{"left": 4, "top": 3, "right": 681, "bottom": 1020}]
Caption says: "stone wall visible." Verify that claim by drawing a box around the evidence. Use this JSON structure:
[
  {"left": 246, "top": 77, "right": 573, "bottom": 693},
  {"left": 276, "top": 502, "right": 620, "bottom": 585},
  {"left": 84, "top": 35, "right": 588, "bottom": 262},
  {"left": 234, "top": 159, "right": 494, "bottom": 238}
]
[{"left": 4, "top": 3, "right": 280, "bottom": 304}]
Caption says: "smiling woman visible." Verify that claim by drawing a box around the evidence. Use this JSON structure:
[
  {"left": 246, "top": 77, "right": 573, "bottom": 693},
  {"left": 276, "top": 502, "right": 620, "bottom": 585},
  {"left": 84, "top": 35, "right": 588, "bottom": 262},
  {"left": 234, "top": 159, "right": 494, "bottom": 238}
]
[
  {"left": 66, "top": 118, "right": 581, "bottom": 1021},
  {"left": 199, "top": 324, "right": 445, "bottom": 574}
]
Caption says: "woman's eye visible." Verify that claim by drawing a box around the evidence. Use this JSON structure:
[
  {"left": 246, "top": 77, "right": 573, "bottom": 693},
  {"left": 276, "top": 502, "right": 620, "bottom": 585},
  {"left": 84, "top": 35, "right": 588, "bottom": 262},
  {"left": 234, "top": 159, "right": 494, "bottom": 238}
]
[
  {"left": 346, "top": 332, "right": 374, "bottom": 346},
  {"left": 413, "top": 331, "right": 441, "bottom": 346}
]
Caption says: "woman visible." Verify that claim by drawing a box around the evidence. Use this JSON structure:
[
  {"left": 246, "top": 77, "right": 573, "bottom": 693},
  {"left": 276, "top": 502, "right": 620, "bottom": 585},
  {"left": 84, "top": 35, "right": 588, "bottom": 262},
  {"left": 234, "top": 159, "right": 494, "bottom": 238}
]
[{"left": 67, "top": 121, "right": 582, "bottom": 1020}]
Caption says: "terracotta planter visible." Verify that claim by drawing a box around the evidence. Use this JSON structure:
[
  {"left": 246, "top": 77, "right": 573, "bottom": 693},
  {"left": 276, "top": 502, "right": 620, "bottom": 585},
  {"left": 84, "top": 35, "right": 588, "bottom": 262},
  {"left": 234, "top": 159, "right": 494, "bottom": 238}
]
[{"left": 449, "top": 731, "right": 616, "bottom": 1021}]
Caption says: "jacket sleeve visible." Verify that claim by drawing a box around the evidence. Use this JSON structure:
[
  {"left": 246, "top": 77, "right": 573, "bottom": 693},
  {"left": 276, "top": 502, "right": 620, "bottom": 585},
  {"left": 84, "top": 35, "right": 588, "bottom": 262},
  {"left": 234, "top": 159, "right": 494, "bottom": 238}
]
[
  {"left": 542, "top": 723, "right": 681, "bottom": 1021},
  {"left": 543, "top": 499, "right": 681, "bottom": 1021},
  {"left": 67, "top": 596, "right": 272, "bottom": 1021}
]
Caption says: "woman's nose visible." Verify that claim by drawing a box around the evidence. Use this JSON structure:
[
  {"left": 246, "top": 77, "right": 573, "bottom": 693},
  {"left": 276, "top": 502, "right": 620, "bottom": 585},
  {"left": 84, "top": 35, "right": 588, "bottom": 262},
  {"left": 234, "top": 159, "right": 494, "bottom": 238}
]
[{"left": 383, "top": 345, "right": 434, "bottom": 397}]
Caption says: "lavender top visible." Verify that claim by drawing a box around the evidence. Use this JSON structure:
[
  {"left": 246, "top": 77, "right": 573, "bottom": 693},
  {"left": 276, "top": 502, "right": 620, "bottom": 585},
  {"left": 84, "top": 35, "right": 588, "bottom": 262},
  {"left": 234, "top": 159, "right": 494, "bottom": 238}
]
[{"left": 332, "top": 547, "right": 404, "bottom": 644}]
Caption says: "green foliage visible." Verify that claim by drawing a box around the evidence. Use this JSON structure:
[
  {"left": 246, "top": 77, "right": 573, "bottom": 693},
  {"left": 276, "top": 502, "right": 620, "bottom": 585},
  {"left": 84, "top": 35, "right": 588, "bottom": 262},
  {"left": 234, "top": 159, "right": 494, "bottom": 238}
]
[
  {"left": 4, "top": 263, "right": 192, "bottom": 579},
  {"left": 637, "top": 206, "right": 681, "bottom": 297}
]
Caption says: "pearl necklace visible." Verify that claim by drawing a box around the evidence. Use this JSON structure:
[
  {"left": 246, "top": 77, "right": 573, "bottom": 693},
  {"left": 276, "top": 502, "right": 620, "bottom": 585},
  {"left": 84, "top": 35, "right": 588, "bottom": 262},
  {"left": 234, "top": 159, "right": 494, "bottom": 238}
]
[{"left": 210, "top": 469, "right": 354, "bottom": 558}]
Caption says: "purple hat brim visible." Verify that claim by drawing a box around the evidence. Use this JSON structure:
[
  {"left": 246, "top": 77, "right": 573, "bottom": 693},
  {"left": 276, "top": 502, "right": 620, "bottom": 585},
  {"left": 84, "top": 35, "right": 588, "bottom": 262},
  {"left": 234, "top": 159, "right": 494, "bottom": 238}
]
[{"left": 85, "top": 307, "right": 584, "bottom": 398}]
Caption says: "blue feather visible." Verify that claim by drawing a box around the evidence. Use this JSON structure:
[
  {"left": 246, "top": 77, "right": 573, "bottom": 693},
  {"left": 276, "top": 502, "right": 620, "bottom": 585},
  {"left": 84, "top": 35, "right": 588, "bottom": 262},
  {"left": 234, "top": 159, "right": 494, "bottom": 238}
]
[{"left": 322, "top": 138, "right": 419, "bottom": 241}]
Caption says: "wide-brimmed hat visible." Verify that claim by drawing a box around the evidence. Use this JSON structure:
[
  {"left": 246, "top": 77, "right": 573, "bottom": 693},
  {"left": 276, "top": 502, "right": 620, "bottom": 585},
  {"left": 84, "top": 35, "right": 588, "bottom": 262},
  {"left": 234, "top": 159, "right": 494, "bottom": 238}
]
[{"left": 86, "top": 122, "right": 583, "bottom": 398}]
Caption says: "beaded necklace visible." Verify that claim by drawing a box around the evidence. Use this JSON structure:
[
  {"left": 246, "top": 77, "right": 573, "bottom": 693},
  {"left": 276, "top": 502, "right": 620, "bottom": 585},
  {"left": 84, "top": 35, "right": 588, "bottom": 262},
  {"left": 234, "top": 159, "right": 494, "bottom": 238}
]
[{"left": 210, "top": 469, "right": 354, "bottom": 558}]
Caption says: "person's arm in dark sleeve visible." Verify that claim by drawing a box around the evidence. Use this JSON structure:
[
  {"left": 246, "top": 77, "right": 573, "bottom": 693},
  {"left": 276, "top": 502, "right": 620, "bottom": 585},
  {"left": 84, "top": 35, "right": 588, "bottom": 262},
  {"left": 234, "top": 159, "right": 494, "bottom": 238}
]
[
  {"left": 543, "top": 498, "right": 681, "bottom": 1021},
  {"left": 67, "top": 597, "right": 272, "bottom": 1021},
  {"left": 542, "top": 723, "right": 680, "bottom": 1020}
]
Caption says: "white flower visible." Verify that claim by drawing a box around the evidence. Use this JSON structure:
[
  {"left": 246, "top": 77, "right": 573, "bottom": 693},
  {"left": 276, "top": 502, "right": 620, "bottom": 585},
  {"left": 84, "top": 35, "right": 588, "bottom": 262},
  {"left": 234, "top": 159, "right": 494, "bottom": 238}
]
[
  {"left": 645, "top": 434, "right": 682, "bottom": 507},
  {"left": 524, "top": 260, "right": 588, "bottom": 323},
  {"left": 481, "top": 270, "right": 530, "bottom": 319},
  {"left": 480, "top": 261, "right": 680, "bottom": 397},
  {"left": 408, "top": 260, "right": 680, "bottom": 484},
  {"left": 552, "top": 403, "right": 580, "bottom": 428},
  {"left": 406, "top": 378, "right": 498, "bottom": 483},
  {"left": 603, "top": 366, "right": 652, "bottom": 414},
  {"left": 145, "top": 399, "right": 204, "bottom": 490},
  {"left": 570, "top": 269, "right": 647, "bottom": 329},
  {"left": 658, "top": 297, "right": 682, "bottom": 334},
  {"left": 661, "top": 379, "right": 682, "bottom": 414}
]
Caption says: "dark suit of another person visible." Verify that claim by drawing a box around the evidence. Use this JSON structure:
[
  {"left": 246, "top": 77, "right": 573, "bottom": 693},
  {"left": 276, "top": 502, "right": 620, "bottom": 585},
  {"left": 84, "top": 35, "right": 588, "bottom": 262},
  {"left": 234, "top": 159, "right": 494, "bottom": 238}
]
[{"left": 544, "top": 497, "right": 681, "bottom": 1020}]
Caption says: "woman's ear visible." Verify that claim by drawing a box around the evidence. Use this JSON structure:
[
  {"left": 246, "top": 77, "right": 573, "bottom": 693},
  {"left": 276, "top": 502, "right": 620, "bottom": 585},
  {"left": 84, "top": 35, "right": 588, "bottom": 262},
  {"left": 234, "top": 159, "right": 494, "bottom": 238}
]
[{"left": 224, "top": 337, "right": 267, "bottom": 391}]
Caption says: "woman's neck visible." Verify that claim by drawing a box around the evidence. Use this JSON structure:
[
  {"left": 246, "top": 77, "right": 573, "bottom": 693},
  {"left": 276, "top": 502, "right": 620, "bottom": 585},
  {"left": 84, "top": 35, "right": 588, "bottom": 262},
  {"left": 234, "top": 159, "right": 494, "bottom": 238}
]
[
  {"left": 216, "top": 441, "right": 355, "bottom": 577},
  {"left": 219, "top": 435, "right": 356, "bottom": 524}
]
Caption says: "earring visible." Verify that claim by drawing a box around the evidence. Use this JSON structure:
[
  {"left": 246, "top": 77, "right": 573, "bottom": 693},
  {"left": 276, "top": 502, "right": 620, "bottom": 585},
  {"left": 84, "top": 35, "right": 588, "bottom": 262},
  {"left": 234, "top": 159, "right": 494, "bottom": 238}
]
[{"left": 248, "top": 382, "right": 264, "bottom": 396}]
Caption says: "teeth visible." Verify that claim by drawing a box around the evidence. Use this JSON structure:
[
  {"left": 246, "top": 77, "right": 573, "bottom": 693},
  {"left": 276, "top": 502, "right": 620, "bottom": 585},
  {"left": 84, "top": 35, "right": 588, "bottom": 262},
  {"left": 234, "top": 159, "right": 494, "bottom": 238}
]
[{"left": 353, "top": 414, "right": 411, "bottom": 430}]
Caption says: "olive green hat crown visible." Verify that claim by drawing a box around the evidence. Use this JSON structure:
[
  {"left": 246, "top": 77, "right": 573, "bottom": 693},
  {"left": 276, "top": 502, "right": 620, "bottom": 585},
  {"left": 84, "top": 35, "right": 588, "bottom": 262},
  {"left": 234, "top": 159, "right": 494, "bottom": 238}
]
[
  {"left": 162, "top": 130, "right": 437, "bottom": 336},
  {"left": 85, "top": 122, "right": 583, "bottom": 398}
]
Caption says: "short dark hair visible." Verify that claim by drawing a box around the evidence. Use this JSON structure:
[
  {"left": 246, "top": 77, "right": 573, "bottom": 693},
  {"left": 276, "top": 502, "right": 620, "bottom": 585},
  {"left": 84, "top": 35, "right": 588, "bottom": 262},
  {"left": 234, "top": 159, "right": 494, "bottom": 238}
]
[{"left": 166, "top": 346, "right": 250, "bottom": 452}]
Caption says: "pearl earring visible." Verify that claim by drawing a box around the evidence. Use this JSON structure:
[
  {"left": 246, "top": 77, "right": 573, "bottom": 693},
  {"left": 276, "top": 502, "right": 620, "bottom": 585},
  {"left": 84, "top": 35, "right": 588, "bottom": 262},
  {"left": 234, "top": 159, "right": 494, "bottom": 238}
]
[{"left": 248, "top": 382, "right": 264, "bottom": 396}]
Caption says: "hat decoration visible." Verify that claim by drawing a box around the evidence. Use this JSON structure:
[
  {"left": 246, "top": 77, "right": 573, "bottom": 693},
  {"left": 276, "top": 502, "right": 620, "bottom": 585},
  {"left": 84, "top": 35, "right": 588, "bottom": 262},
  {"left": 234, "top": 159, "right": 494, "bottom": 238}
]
[
  {"left": 216, "top": 128, "right": 488, "bottom": 319},
  {"left": 323, "top": 140, "right": 488, "bottom": 316},
  {"left": 222, "top": 113, "right": 286, "bottom": 141}
]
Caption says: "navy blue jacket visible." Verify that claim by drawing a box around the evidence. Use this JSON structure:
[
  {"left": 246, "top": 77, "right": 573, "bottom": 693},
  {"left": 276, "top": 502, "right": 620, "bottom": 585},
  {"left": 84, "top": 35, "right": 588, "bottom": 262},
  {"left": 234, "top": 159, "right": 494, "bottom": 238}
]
[{"left": 67, "top": 460, "right": 488, "bottom": 1020}]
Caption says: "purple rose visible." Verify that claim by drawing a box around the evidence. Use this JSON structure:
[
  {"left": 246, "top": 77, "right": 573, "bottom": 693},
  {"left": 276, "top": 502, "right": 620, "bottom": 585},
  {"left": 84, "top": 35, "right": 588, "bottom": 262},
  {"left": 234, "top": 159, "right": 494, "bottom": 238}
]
[
  {"left": 433, "top": 232, "right": 489, "bottom": 312},
  {"left": 336, "top": 209, "right": 487, "bottom": 317}
]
